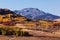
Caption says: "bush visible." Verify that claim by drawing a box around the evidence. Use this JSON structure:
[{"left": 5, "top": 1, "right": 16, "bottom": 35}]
[{"left": 0, "top": 26, "right": 30, "bottom": 36}]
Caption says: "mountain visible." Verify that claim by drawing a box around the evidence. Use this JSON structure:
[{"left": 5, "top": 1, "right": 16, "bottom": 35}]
[
  {"left": 0, "top": 8, "right": 60, "bottom": 32},
  {"left": 0, "top": 8, "right": 15, "bottom": 15},
  {"left": 14, "top": 8, "right": 60, "bottom": 20}
]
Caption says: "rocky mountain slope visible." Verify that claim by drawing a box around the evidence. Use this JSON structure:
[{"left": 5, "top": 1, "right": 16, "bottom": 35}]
[{"left": 14, "top": 8, "right": 60, "bottom": 20}]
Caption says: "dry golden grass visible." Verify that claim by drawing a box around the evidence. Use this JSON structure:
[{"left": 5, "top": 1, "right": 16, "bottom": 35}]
[{"left": 0, "top": 35, "right": 60, "bottom": 40}]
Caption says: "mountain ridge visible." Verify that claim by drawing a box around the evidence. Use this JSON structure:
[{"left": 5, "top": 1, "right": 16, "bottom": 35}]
[{"left": 14, "top": 8, "right": 60, "bottom": 20}]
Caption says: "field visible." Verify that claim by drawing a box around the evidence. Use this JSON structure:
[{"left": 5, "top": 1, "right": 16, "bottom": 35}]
[
  {"left": 0, "top": 28, "right": 60, "bottom": 40},
  {"left": 0, "top": 23, "right": 60, "bottom": 40},
  {"left": 0, "top": 35, "right": 60, "bottom": 40}
]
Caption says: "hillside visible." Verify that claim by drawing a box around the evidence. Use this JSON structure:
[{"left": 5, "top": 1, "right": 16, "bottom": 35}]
[
  {"left": 54, "top": 18, "right": 60, "bottom": 22},
  {"left": 0, "top": 8, "right": 60, "bottom": 30},
  {"left": 0, "top": 9, "right": 59, "bottom": 30},
  {"left": 0, "top": 8, "right": 27, "bottom": 25},
  {"left": 14, "top": 8, "right": 60, "bottom": 20}
]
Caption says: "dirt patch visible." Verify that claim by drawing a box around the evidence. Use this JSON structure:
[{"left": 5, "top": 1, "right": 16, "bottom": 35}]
[{"left": 0, "top": 35, "right": 60, "bottom": 40}]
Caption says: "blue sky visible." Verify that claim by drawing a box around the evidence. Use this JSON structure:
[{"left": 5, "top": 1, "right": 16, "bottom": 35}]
[{"left": 0, "top": 0, "right": 60, "bottom": 16}]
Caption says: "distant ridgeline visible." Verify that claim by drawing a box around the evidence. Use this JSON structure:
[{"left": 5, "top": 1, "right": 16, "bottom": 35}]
[{"left": 0, "top": 8, "right": 15, "bottom": 15}]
